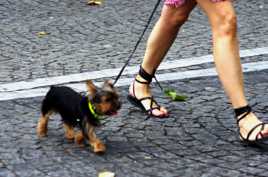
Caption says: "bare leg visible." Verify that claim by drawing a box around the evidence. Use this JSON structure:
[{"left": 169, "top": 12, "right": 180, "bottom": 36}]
[
  {"left": 129, "top": 0, "right": 197, "bottom": 117},
  {"left": 196, "top": 0, "right": 268, "bottom": 140}
]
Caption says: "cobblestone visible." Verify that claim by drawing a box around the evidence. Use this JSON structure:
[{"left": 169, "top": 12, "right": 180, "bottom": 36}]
[{"left": 0, "top": 70, "right": 268, "bottom": 176}]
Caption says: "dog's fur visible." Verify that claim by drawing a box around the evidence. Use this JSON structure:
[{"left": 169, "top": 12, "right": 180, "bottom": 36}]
[{"left": 36, "top": 80, "right": 121, "bottom": 153}]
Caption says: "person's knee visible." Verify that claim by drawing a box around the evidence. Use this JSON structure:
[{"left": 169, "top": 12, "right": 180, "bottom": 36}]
[
  {"left": 212, "top": 12, "right": 237, "bottom": 38},
  {"left": 169, "top": 14, "right": 188, "bottom": 26},
  {"left": 161, "top": 11, "right": 189, "bottom": 28},
  {"left": 168, "top": 14, "right": 189, "bottom": 28}
]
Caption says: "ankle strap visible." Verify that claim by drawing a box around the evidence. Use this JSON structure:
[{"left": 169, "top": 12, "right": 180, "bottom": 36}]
[
  {"left": 138, "top": 65, "right": 155, "bottom": 83},
  {"left": 235, "top": 105, "right": 252, "bottom": 124}
]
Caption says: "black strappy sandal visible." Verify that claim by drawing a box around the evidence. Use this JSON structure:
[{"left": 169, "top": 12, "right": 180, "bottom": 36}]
[
  {"left": 127, "top": 66, "right": 168, "bottom": 118},
  {"left": 235, "top": 105, "right": 268, "bottom": 148}
]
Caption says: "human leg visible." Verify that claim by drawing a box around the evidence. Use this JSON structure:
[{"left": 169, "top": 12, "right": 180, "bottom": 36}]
[
  {"left": 196, "top": 0, "right": 268, "bottom": 142},
  {"left": 129, "top": 0, "right": 196, "bottom": 117}
]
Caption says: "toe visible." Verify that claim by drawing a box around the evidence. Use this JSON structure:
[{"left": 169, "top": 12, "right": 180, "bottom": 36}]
[
  {"left": 258, "top": 125, "right": 268, "bottom": 139},
  {"left": 160, "top": 106, "right": 168, "bottom": 115},
  {"left": 151, "top": 107, "right": 168, "bottom": 118}
]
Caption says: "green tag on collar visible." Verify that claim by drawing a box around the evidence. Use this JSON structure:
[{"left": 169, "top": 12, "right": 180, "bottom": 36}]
[{"left": 88, "top": 100, "right": 101, "bottom": 123}]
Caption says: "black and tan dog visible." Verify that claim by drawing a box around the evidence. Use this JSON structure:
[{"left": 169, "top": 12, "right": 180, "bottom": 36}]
[{"left": 36, "top": 80, "right": 121, "bottom": 153}]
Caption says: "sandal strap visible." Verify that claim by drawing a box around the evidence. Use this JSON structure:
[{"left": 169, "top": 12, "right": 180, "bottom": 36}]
[
  {"left": 138, "top": 65, "right": 155, "bottom": 84},
  {"left": 135, "top": 78, "right": 149, "bottom": 84},
  {"left": 131, "top": 65, "right": 157, "bottom": 102},
  {"left": 147, "top": 99, "right": 161, "bottom": 113},
  {"left": 139, "top": 96, "right": 154, "bottom": 102},
  {"left": 256, "top": 123, "right": 265, "bottom": 139},
  {"left": 135, "top": 65, "right": 163, "bottom": 90},
  {"left": 139, "top": 96, "right": 160, "bottom": 112},
  {"left": 235, "top": 105, "right": 252, "bottom": 124},
  {"left": 235, "top": 105, "right": 268, "bottom": 143},
  {"left": 246, "top": 122, "right": 266, "bottom": 141}
]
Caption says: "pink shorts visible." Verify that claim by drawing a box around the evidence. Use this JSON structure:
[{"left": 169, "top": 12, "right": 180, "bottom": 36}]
[{"left": 165, "top": 0, "right": 226, "bottom": 7}]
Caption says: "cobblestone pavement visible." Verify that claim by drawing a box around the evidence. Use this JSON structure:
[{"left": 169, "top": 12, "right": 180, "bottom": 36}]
[
  {"left": 1, "top": 69, "right": 268, "bottom": 177},
  {"left": 0, "top": 0, "right": 268, "bottom": 177}
]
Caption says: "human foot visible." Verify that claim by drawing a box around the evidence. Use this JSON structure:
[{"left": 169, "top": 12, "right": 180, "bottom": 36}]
[
  {"left": 236, "top": 106, "right": 268, "bottom": 147},
  {"left": 128, "top": 74, "right": 168, "bottom": 118},
  {"left": 238, "top": 113, "right": 268, "bottom": 140}
]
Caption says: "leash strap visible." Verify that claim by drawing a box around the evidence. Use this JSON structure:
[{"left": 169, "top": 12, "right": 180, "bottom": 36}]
[{"left": 113, "top": 0, "right": 162, "bottom": 86}]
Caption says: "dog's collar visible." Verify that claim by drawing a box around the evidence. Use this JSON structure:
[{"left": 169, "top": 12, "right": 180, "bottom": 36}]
[
  {"left": 87, "top": 99, "right": 101, "bottom": 123},
  {"left": 88, "top": 100, "right": 99, "bottom": 118}
]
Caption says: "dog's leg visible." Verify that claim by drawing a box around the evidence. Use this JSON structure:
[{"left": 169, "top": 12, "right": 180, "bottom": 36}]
[
  {"left": 37, "top": 112, "right": 52, "bottom": 137},
  {"left": 63, "top": 123, "right": 75, "bottom": 140},
  {"left": 75, "top": 130, "right": 84, "bottom": 146},
  {"left": 87, "top": 125, "right": 106, "bottom": 153}
]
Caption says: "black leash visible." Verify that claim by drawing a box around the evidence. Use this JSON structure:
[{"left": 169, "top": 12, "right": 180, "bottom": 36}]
[{"left": 113, "top": 0, "right": 162, "bottom": 87}]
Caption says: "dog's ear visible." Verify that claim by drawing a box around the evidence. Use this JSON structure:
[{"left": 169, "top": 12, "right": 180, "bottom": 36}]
[
  {"left": 86, "top": 80, "right": 97, "bottom": 95},
  {"left": 103, "top": 80, "right": 114, "bottom": 91}
]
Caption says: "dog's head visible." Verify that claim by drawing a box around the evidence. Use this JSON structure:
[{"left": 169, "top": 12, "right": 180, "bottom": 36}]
[{"left": 86, "top": 80, "right": 121, "bottom": 116}]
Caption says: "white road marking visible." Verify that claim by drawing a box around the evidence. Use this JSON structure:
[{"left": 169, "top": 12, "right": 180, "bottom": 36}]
[
  {"left": 0, "top": 60, "right": 268, "bottom": 101},
  {"left": 0, "top": 47, "right": 267, "bottom": 92}
]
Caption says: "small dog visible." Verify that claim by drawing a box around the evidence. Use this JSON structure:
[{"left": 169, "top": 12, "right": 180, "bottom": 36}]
[{"left": 36, "top": 80, "right": 121, "bottom": 153}]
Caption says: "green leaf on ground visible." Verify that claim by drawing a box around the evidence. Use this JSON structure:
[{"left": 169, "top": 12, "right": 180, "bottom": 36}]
[{"left": 164, "top": 89, "right": 187, "bottom": 101}]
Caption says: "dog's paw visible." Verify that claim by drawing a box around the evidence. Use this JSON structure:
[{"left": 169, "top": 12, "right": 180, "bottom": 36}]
[
  {"left": 37, "top": 131, "right": 47, "bottom": 138},
  {"left": 93, "top": 142, "right": 106, "bottom": 153}
]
